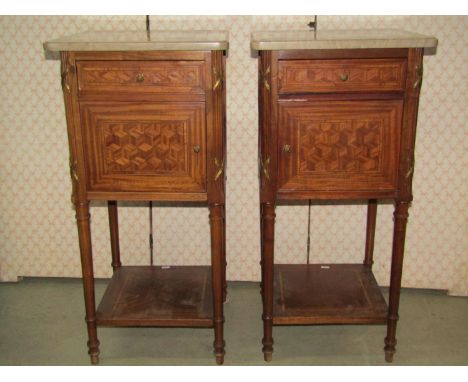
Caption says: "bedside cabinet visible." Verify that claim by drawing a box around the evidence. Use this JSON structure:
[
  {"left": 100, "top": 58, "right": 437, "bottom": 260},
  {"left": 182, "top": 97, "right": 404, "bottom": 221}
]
[
  {"left": 252, "top": 29, "right": 437, "bottom": 362},
  {"left": 44, "top": 31, "right": 228, "bottom": 365}
]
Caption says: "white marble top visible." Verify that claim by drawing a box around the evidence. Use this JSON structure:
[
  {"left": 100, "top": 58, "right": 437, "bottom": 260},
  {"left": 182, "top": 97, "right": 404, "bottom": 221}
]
[
  {"left": 251, "top": 29, "right": 438, "bottom": 50},
  {"left": 44, "top": 30, "right": 229, "bottom": 52}
]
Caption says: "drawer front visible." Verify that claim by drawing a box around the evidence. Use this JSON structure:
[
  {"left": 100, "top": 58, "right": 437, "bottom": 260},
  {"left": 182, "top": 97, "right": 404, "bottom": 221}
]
[
  {"left": 278, "top": 59, "right": 406, "bottom": 94},
  {"left": 77, "top": 61, "right": 205, "bottom": 99},
  {"left": 278, "top": 100, "right": 403, "bottom": 193},
  {"left": 81, "top": 102, "right": 206, "bottom": 193}
]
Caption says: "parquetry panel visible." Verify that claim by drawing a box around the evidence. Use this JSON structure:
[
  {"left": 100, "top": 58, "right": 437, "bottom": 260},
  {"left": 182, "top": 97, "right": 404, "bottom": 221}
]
[
  {"left": 81, "top": 102, "right": 206, "bottom": 193},
  {"left": 278, "top": 100, "right": 402, "bottom": 192},
  {"left": 298, "top": 119, "right": 382, "bottom": 173},
  {"left": 103, "top": 120, "right": 186, "bottom": 173}
]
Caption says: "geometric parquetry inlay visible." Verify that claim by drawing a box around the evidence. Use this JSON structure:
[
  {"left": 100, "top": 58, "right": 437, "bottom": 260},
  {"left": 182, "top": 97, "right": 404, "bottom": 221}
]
[
  {"left": 103, "top": 120, "right": 187, "bottom": 173},
  {"left": 299, "top": 119, "right": 382, "bottom": 173}
]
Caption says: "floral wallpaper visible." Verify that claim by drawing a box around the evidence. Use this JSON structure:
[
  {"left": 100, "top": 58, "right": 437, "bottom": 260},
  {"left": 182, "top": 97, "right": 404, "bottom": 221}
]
[{"left": 0, "top": 15, "right": 466, "bottom": 296}]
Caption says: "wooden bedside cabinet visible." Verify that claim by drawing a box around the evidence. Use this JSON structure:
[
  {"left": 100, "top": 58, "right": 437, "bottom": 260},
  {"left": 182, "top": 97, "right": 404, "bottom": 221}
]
[
  {"left": 252, "top": 29, "right": 437, "bottom": 362},
  {"left": 44, "top": 31, "right": 228, "bottom": 365}
]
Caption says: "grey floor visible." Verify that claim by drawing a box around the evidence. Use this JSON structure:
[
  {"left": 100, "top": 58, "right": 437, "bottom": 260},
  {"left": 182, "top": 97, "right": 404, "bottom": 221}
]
[{"left": 0, "top": 278, "right": 467, "bottom": 365}]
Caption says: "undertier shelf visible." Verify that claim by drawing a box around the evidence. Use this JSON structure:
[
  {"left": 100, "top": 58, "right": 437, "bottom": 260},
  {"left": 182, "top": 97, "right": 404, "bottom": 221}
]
[
  {"left": 96, "top": 266, "right": 213, "bottom": 327},
  {"left": 273, "top": 264, "right": 388, "bottom": 325}
]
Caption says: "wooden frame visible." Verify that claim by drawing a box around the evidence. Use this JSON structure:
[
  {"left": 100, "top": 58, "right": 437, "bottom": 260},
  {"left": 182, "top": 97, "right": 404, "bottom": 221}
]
[
  {"left": 258, "top": 48, "right": 424, "bottom": 362},
  {"left": 60, "top": 49, "right": 227, "bottom": 364}
]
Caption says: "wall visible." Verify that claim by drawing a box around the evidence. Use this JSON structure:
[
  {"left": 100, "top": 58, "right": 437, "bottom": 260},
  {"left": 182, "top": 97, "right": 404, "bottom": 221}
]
[{"left": 0, "top": 16, "right": 466, "bottom": 296}]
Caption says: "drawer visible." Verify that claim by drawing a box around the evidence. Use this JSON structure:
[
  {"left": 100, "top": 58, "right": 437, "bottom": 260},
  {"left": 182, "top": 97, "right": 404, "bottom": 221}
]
[
  {"left": 278, "top": 58, "right": 406, "bottom": 94},
  {"left": 80, "top": 102, "right": 206, "bottom": 194},
  {"left": 76, "top": 60, "right": 206, "bottom": 100},
  {"left": 277, "top": 100, "right": 403, "bottom": 193}
]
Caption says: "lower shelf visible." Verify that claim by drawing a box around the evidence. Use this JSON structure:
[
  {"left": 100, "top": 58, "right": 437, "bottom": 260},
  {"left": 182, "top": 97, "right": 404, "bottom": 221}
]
[
  {"left": 96, "top": 266, "right": 213, "bottom": 328},
  {"left": 273, "top": 264, "right": 388, "bottom": 325}
]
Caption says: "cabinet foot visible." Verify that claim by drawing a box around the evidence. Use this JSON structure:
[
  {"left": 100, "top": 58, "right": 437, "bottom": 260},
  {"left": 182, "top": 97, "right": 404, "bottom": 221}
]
[
  {"left": 215, "top": 354, "right": 224, "bottom": 365},
  {"left": 90, "top": 353, "right": 99, "bottom": 365},
  {"left": 262, "top": 335, "right": 274, "bottom": 363},
  {"left": 384, "top": 336, "right": 397, "bottom": 363},
  {"left": 384, "top": 350, "right": 394, "bottom": 363},
  {"left": 213, "top": 337, "right": 225, "bottom": 365}
]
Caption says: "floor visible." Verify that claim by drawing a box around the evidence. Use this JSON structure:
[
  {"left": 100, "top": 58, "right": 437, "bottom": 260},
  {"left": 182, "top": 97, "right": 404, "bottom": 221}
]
[{"left": 0, "top": 278, "right": 467, "bottom": 365}]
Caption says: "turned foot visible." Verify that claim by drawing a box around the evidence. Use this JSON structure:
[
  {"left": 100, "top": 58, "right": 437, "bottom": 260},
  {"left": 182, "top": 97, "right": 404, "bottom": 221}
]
[
  {"left": 262, "top": 337, "right": 273, "bottom": 362},
  {"left": 385, "top": 351, "right": 394, "bottom": 363},
  {"left": 87, "top": 338, "right": 100, "bottom": 365},
  {"left": 215, "top": 354, "right": 224, "bottom": 365},
  {"left": 384, "top": 337, "right": 396, "bottom": 363},
  {"left": 90, "top": 353, "right": 99, "bottom": 365},
  {"left": 213, "top": 337, "right": 225, "bottom": 365}
]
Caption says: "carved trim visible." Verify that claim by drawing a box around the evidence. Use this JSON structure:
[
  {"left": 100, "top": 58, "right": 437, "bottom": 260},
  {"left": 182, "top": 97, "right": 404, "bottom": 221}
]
[
  {"left": 69, "top": 157, "right": 78, "bottom": 208},
  {"left": 405, "top": 155, "right": 415, "bottom": 179},
  {"left": 61, "top": 60, "right": 75, "bottom": 93},
  {"left": 214, "top": 157, "right": 224, "bottom": 181},
  {"left": 69, "top": 157, "right": 79, "bottom": 182},
  {"left": 260, "top": 65, "right": 270, "bottom": 91},
  {"left": 413, "top": 65, "right": 423, "bottom": 89},
  {"left": 213, "top": 67, "right": 223, "bottom": 91},
  {"left": 260, "top": 156, "right": 271, "bottom": 181}
]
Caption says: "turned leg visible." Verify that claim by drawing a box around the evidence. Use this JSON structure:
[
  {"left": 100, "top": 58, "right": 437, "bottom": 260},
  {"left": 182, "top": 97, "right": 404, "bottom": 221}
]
[
  {"left": 262, "top": 202, "right": 275, "bottom": 362},
  {"left": 209, "top": 203, "right": 226, "bottom": 365},
  {"left": 222, "top": 204, "right": 227, "bottom": 302},
  {"left": 364, "top": 199, "right": 377, "bottom": 267},
  {"left": 75, "top": 201, "right": 100, "bottom": 364},
  {"left": 384, "top": 200, "right": 410, "bottom": 362},
  {"left": 260, "top": 203, "right": 265, "bottom": 296},
  {"left": 108, "top": 201, "right": 121, "bottom": 271}
]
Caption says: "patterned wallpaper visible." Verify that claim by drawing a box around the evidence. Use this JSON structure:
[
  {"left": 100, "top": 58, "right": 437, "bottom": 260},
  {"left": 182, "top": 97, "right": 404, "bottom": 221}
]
[{"left": 0, "top": 16, "right": 466, "bottom": 296}]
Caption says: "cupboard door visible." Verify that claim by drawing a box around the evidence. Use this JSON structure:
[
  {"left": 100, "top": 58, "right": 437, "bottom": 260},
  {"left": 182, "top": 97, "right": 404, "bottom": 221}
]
[
  {"left": 80, "top": 102, "right": 206, "bottom": 194},
  {"left": 278, "top": 100, "right": 403, "bottom": 193}
]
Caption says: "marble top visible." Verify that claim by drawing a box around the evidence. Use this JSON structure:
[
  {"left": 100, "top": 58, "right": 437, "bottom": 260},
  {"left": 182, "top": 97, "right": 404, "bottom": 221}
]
[
  {"left": 44, "top": 30, "right": 229, "bottom": 52},
  {"left": 251, "top": 29, "right": 438, "bottom": 50}
]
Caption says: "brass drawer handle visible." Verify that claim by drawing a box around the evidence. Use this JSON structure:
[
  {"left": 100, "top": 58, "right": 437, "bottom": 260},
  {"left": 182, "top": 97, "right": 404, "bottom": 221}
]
[
  {"left": 136, "top": 73, "right": 145, "bottom": 83},
  {"left": 283, "top": 144, "right": 291, "bottom": 153},
  {"left": 339, "top": 73, "right": 349, "bottom": 82},
  {"left": 193, "top": 145, "right": 201, "bottom": 154}
]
